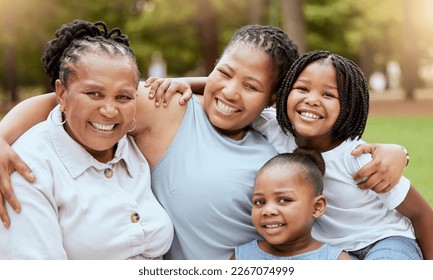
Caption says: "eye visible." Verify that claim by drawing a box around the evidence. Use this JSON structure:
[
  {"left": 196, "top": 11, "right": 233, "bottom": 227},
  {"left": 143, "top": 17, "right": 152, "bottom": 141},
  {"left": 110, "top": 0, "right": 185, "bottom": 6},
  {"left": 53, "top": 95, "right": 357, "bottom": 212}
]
[
  {"left": 243, "top": 83, "right": 258, "bottom": 91},
  {"left": 279, "top": 197, "right": 292, "bottom": 203},
  {"left": 323, "top": 92, "right": 337, "bottom": 98},
  {"left": 218, "top": 69, "right": 231, "bottom": 78},
  {"left": 116, "top": 95, "right": 134, "bottom": 102},
  {"left": 296, "top": 86, "right": 308, "bottom": 92},
  {"left": 86, "top": 92, "right": 102, "bottom": 98},
  {"left": 253, "top": 199, "right": 265, "bottom": 206}
]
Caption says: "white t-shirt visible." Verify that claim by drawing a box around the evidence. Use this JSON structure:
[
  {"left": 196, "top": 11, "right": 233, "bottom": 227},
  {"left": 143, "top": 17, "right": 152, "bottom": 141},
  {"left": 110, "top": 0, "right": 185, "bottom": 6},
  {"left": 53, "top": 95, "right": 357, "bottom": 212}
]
[{"left": 252, "top": 108, "right": 415, "bottom": 251}]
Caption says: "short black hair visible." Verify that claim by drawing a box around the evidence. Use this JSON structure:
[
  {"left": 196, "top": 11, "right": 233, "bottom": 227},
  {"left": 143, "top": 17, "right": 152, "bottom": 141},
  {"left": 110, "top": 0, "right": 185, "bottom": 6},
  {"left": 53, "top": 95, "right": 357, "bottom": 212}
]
[
  {"left": 42, "top": 19, "right": 140, "bottom": 88},
  {"left": 223, "top": 24, "right": 300, "bottom": 95}
]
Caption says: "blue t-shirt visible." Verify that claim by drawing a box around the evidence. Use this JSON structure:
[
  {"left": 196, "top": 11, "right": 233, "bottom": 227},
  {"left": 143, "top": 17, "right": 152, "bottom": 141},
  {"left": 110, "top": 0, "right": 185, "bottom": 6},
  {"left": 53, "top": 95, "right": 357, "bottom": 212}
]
[
  {"left": 236, "top": 240, "right": 343, "bottom": 260},
  {"left": 151, "top": 95, "right": 278, "bottom": 259}
]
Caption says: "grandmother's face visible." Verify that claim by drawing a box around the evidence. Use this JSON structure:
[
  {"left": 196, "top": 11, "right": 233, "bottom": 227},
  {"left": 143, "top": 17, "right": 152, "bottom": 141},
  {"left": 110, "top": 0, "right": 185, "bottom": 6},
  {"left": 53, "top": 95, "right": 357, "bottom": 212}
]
[{"left": 55, "top": 53, "right": 138, "bottom": 163}]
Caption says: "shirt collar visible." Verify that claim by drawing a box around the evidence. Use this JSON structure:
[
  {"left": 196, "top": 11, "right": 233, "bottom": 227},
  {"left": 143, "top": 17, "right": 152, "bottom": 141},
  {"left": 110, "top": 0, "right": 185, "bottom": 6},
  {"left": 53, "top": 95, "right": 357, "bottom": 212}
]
[{"left": 48, "top": 106, "right": 138, "bottom": 179}]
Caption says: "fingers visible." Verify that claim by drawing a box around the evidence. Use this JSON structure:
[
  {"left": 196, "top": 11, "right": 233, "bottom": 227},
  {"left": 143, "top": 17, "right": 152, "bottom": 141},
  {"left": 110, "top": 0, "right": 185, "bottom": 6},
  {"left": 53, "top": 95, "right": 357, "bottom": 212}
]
[
  {"left": 353, "top": 157, "right": 378, "bottom": 183},
  {"left": 0, "top": 173, "right": 16, "bottom": 228},
  {"left": 0, "top": 197, "right": 11, "bottom": 228},
  {"left": 351, "top": 143, "right": 376, "bottom": 157},
  {"left": 179, "top": 88, "right": 193, "bottom": 106}
]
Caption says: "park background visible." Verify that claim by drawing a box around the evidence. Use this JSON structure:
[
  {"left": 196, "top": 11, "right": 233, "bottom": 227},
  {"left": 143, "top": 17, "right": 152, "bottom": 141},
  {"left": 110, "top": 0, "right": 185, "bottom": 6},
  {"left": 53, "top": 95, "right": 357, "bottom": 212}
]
[{"left": 0, "top": 0, "right": 432, "bottom": 205}]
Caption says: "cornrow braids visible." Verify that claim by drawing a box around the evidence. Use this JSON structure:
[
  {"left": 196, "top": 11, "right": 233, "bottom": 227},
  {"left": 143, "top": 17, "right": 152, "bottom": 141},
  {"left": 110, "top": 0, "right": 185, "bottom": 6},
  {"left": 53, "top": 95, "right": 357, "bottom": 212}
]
[
  {"left": 42, "top": 19, "right": 139, "bottom": 88},
  {"left": 257, "top": 147, "right": 325, "bottom": 196},
  {"left": 223, "top": 24, "right": 300, "bottom": 94},
  {"left": 276, "top": 50, "right": 369, "bottom": 141}
]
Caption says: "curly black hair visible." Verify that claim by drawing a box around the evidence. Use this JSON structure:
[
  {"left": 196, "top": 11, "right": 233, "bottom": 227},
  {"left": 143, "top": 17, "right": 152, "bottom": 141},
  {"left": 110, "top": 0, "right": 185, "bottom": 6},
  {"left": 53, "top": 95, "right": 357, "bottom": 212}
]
[
  {"left": 42, "top": 19, "right": 139, "bottom": 88},
  {"left": 276, "top": 50, "right": 369, "bottom": 141},
  {"left": 223, "top": 24, "right": 300, "bottom": 96},
  {"left": 256, "top": 147, "right": 325, "bottom": 196}
]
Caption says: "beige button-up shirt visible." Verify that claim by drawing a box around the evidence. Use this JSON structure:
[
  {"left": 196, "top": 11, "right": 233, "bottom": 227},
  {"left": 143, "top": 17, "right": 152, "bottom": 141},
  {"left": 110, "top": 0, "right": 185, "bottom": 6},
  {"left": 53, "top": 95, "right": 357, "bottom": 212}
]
[{"left": 0, "top": 107, "right": 173, "bottom": 259}]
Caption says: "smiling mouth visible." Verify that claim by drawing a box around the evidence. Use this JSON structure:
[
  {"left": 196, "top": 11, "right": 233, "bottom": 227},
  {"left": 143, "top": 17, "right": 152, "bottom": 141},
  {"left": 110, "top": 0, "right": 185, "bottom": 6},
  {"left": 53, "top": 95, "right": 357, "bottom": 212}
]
[
  {"left": 299, "top": 111, "right": 322, "bottom": 120},
  {"left": 262, "top": 223, "right": 284, "bottom": 228},
  {"left": 90, "top": 122, "right": 116, "bottom": 131},
  {"left": 216, "top": 99, "right": 240, "bottom": 113}
]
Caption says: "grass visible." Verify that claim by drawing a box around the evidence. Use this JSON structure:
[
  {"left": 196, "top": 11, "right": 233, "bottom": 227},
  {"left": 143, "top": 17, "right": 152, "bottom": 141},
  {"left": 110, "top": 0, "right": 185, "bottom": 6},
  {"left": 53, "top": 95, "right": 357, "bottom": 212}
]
[{"left": 363, "top": 116, "right": 433, "bottom": 206}]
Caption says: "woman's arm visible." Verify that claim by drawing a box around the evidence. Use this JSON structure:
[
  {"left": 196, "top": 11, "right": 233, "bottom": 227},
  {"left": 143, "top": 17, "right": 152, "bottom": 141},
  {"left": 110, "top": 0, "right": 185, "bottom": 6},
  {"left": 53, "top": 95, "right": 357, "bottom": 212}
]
[
  {"left": 352, "top": 144, "right": 408, "bottom": 193},
  {"left": 396, "top": 186, "right": 433, "bottom": 259},
  {"left": 0, "top": 93, "right": 57, "bottom": 228}
]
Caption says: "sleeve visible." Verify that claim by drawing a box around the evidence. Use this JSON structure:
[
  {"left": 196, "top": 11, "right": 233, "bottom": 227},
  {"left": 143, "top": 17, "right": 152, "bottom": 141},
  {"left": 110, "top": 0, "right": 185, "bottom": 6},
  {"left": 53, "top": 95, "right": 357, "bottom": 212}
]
[
  {"left": 0, "top": 165, "right": 67, "bottom": 259},
  {"left": 251, "top": 108, "right": 297, "bottom": 153},
  {"left": 348, "top": 139, "right": 411, "bottom": 210}
]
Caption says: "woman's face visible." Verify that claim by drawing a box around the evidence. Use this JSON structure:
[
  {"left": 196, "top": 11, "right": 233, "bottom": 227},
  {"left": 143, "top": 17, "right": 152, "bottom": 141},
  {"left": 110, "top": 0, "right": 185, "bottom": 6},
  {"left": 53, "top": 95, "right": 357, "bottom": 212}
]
[
  {"left": 203, "top": 45, "right": 278, "bottom": 140},
  {"left": 56, "top": 53, "right": 138, "bottom": 162}
]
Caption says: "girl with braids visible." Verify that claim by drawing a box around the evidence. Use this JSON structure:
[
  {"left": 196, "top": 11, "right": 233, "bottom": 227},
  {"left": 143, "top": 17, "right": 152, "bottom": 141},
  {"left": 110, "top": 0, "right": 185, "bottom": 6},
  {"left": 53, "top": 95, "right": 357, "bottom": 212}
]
[
  {"left": 0, "top": 25, "right": 408, "bottom": 259},
  {"left": 232, "top": 148, "right": 351, "bottom": 260},
  {"left": 256, "top": 50, "right": 433, "bottom": 259},
  {"left": 0, "top": 20, "right": 174, "bottom": 259}
]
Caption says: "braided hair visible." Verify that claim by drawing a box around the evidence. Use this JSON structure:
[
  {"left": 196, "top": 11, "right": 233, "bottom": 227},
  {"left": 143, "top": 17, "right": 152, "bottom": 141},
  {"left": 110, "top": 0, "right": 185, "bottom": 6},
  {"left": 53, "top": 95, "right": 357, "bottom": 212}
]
[
  {"left": 256, "top": 147, "right": 325, "bottom": 196},
  {"left": 276, "top": 50, "right": 369, "bottom": 141},
  {"left": 42, "top": 19, "right": 140, "bottom": 88},
  {"left": 223, "top": 24, "right": 300, "bottom": 94}
]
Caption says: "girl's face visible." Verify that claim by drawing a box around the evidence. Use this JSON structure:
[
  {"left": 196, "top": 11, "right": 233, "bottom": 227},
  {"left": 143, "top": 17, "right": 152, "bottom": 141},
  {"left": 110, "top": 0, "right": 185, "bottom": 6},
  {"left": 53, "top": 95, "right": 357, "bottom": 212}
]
[
  {"left": 56, "top": 53, "right": 138, "bottom": 163},
  {"left": 252, "top": 166, "right": 323, "bottom": 254},
  {"left": 203, "top": 44, "right": 278, "bottom": 140},
  {"left": 287, "top": 62, "right": 341, "bottom": 151}
]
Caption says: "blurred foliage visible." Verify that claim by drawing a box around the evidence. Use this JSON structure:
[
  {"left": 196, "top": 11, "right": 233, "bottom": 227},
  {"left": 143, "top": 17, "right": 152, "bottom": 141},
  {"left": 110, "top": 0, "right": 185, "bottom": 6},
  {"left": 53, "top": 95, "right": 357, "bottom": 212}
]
[{"left": 1, "top": 0, "right": 433, "bottom": 100}]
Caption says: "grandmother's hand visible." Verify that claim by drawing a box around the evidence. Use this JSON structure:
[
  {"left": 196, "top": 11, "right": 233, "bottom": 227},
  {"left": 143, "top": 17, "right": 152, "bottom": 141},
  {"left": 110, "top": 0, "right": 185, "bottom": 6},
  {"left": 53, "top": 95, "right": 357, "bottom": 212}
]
[{"left": 0, "top": 138, "right": 35, "bottom": 228}]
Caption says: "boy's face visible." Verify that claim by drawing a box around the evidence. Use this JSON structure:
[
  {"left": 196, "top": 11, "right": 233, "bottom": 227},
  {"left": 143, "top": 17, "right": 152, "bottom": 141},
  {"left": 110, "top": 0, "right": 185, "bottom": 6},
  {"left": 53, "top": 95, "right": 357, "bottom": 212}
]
[
  {"left": 202, "top": 44, "right": 278, "bottom": 140},
  {"left": 251, "top": 166, "right": 320, "bottom": 250},
  {"left": 287, "top": 62, "right": 341, "bottom": 151}
]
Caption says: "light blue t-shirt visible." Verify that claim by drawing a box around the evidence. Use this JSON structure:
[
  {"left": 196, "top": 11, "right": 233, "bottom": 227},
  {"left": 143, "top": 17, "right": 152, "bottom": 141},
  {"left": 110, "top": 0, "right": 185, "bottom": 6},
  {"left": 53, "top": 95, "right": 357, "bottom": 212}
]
[
  {"left": 235, "top": 240, "right": 343, "bottom": 260},
  {"left": 151, "top": 95, "right": 278, "bottom": 260}
]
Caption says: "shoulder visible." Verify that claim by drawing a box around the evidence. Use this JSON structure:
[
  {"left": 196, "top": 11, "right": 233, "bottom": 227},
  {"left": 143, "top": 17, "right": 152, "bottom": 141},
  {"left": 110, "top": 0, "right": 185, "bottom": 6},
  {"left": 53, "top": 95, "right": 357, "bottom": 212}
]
[{"left": 134, "top": 81, "right": 187, "bottom": 135}]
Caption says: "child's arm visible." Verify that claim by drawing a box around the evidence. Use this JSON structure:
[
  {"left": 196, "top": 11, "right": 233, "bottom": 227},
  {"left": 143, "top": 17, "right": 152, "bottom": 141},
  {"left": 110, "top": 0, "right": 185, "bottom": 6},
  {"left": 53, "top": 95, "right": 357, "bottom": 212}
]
[
  {"left": 0, "top": 93, "right": 57, "bottom": 228},
  {"left": 352, "top": 144, "right": 408, "bottom": 193},
  {"left": 396, "top": 186, "right": 433, "bottom": 259}
]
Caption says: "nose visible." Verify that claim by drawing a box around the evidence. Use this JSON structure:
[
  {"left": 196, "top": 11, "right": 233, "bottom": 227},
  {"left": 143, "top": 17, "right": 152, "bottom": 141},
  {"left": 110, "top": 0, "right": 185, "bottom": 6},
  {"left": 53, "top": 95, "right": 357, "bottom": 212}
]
[
  {"left": 221, "top": 80, "right": 240, "bottom": 100},
  {"left": 304, "top": 92, "right": 320, "bottom": 106},
  {"left": 99, "top": 99, "right": 118, "bottom": 118},
  {"left": 262, "top": 203, "right": 278, "bottom": 216}
]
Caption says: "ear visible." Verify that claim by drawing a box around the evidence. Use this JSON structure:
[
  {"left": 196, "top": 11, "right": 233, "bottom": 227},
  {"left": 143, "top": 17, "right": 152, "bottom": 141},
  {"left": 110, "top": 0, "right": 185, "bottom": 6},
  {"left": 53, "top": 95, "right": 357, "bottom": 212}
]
[
  {"left": 312, "top": 195, "right": 327, "bottom": 218},
  {"left": 55, "top": 79, "right": 66, "bottom": 110}
]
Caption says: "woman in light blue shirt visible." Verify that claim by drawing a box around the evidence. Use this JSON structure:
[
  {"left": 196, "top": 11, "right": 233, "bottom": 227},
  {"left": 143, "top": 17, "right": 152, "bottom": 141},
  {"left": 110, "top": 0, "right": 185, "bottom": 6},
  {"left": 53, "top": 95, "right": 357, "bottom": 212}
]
[{"left": 0, "top": 20, "right": 173, "bottom": 259}]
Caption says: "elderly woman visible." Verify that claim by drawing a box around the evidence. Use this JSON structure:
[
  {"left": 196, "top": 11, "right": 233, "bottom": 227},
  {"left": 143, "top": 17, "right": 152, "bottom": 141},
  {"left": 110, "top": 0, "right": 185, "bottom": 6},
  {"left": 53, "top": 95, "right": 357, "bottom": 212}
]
[{"left": 0, "top": 20, "right": 173, "bottom": 259}]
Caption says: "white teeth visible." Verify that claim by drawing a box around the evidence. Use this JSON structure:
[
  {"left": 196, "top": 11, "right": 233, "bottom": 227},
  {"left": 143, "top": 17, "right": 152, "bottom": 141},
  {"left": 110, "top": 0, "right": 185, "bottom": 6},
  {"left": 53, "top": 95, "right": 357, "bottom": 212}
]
[
  {"left": 91, "top": 122, "right": 115, "bottom": 131},
  {"left": 217, "top": 100, "right": 239, "bottom": 113},
  {"left": 300, "top": 111, "right": 320, "bottom": 119},
  {"left": 264, "top": 224, "right": 283, "bottom": 228}
]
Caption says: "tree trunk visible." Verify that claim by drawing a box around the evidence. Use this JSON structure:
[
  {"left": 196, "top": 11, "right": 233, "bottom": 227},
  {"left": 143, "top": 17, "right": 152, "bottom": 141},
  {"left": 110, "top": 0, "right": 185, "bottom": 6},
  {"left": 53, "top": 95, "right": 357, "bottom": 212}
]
[
  {"left": 401, "top": 0, "right": 418, "bottom": 100},
  {"left": 4, "top": 44, "right": 19, "bottom": 103},
  {"left": 281, "top": 0, "right": 306, "bottom": 54},
  {"left": 195, "top": 0, "right": 219, "bottom": 75}
]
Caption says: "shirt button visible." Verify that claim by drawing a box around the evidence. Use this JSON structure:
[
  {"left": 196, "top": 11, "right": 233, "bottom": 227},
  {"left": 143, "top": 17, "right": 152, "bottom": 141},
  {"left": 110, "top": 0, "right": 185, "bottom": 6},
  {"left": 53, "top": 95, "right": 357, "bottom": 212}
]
[
  {"left": 131, "top": 213, "right": 140, "bottom": 223},
  {"left": 104, "top": 169, "right": 113, "bottom": 178}
]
